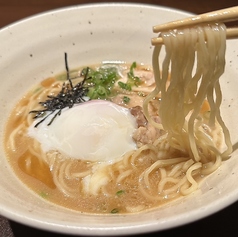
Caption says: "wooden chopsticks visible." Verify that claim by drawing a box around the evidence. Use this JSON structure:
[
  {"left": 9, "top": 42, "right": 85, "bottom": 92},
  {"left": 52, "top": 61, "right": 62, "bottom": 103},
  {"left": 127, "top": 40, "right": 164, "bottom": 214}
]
[{"left": 152, "top": 6, "right": 238, "bottom": 45}]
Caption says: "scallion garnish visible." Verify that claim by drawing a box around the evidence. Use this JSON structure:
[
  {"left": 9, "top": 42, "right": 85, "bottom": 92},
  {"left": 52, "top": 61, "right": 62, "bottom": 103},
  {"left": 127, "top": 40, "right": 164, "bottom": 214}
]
[
  {"left": 84, "top": 66, "right": 120, "bottom": 99},
  {"left": 118, "top": 81, "right": 132, "bottom": 91},
  {"left": 118, "top": 62, "right": 141, "bottom": 91},
  {"left": 116, "top": 190, "right": 125, "bottom": 196},
  {"left": 123, "top": 96, "right": 130, "bottom": 104},
  {"left": 127, "top": 62, "right": 141, "bottom": 87},
  {"left": 111, "top": 208, "right": 119, "bottom": 214}
]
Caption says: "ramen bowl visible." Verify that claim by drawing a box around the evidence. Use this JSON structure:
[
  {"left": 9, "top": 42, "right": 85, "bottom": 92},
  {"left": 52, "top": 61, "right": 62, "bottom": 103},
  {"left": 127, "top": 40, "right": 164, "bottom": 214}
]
[{"left": 0, "top": 3, "right": 238, "bottom": 236}]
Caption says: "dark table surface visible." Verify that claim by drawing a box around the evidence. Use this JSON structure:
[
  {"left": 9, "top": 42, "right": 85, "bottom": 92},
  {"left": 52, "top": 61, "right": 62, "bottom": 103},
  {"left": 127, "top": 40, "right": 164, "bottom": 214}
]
[{"left": 1, "top": 1, "right": 238, "bottom": 237}]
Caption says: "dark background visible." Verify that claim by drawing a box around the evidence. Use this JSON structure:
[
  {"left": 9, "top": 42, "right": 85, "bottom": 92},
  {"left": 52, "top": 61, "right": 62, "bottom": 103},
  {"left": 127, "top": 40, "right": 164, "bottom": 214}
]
[
  {"left": 0, "top": 1, "right": 238, "bottom": 237},
  {"left": 0, "top": 0, "right": 237, "bottom": 29}
]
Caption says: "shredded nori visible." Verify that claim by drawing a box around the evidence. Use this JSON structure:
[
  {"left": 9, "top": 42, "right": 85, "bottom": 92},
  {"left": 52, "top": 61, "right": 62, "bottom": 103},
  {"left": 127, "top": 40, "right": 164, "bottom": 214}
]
[{"left": 29, "top": 53, "right": 90, "bottom": 127}]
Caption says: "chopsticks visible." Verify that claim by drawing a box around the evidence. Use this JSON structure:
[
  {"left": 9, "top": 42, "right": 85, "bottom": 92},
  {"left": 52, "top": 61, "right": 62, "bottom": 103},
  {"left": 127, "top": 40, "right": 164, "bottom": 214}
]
[{"left": 152, "top": 6, "right": 238, "bottom": 45}]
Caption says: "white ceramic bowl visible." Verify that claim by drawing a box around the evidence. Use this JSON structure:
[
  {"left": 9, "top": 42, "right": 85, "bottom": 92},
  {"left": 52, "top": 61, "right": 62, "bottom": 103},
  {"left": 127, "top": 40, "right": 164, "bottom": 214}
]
[{"left": 0, "top": 3, "right": 238, "bottom": 236}]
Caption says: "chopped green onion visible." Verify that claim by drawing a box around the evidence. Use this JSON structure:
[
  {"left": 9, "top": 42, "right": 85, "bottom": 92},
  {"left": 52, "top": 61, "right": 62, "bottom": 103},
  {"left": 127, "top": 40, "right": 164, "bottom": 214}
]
[
  {"left": 83, "top": 65, "right": 120, "bottom": 99},
  {"left": 116, "top": 190, "right": 125, "bottom": 196},
  {"left": 111, "top": 208, "right": 119, "bottom": 214},
  {"left": 127, "top": 61, "right": 141, "bottom": 87},
  {"left": 39, "top": 191, "right": 49, "bottom": 199},
  {"left": 123, "top": 96, "right": 130, "bottom": 104},
  {"left": 33, "top": 87, "right": 42, "bottom": 93},
  {"left": 118, "top": 81, "right": 131, "bottom": 91}
]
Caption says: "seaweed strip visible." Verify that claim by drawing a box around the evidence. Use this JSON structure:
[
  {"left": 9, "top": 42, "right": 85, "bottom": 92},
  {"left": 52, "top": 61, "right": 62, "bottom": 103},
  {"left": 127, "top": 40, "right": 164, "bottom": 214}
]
[{"left": 29, "top": 53, "right": 90, "bottom": 127}]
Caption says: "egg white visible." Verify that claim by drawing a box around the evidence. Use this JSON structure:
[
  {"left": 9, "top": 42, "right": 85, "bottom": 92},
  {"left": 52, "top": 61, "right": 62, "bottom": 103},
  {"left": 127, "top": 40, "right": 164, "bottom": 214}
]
[{"left": 28, "top": 100, "right": 137, "bottom": 163}]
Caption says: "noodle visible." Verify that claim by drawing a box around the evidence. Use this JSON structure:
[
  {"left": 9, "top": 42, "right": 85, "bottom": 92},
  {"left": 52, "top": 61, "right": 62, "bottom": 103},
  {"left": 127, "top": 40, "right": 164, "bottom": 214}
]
[{"left": 143, "top": 22, "right": 232, "bottom": 196}]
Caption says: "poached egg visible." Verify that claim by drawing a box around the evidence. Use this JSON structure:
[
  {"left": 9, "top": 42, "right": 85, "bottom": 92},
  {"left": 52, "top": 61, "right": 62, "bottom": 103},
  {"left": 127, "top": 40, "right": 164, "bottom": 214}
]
[{"left": 28, "top": 100, "right": 137, "bottom": 163}]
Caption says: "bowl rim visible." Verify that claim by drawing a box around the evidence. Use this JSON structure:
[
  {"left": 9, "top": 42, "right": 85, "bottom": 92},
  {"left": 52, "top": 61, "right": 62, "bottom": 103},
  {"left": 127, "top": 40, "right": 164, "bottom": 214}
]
[{"left": 0, "top": 2, "right": 193, "bottom": 32}]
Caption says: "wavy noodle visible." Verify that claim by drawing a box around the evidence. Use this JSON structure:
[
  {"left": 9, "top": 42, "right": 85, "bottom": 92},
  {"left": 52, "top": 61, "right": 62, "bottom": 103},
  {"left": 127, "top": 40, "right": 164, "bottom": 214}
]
[
  {"left": 141, "top": 23, "right": 232, "bottom": 199},
  {"left": 180, "top": 162, "right": 202, "bottom": 195},
  {"left": 116, "top": 169, "right": 133, "bottom": 183}
]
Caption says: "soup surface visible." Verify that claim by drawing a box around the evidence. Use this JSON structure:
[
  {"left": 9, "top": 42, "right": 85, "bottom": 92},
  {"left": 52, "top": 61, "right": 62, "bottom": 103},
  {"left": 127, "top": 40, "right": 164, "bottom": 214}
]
[{"left": 4, "top": 62, "right": 222, "bottom": 214}]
